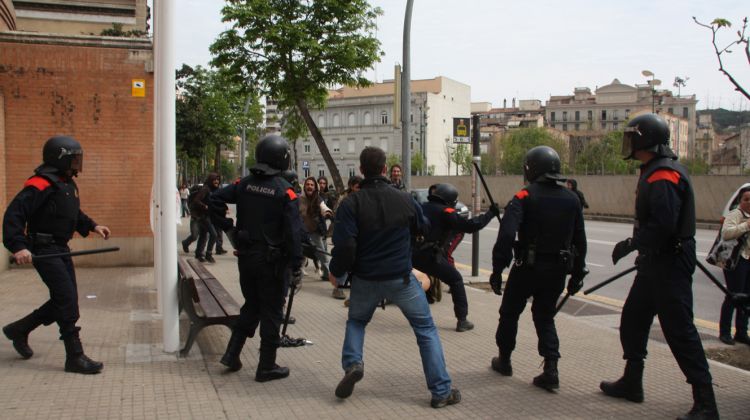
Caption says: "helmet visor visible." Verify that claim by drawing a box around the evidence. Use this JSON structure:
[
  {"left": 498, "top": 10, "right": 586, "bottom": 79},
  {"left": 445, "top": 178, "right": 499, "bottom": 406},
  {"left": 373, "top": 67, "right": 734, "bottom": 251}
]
[
  {"left": 622, "top": 126, "right": 640, "bottom": 159},
  {"left": 60, "top": 148, "right": 83, "bottom": 173}
]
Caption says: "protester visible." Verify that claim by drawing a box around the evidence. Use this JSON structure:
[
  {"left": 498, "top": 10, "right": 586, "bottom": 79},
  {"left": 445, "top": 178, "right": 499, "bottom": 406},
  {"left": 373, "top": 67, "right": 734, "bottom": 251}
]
[
  {"left": 390, "top": 163, "right": 406, "bottom": 190},
  {"left": 329, "top": 146, "right": 460, "bottom": 408},
  {"left": 718, "top": 186, "right": 750, "bottom": 345},
  {"left": 2, "top": 135, "right": 110, "bottom": 374},
  {"left": 565, "top": 179, "right": 589, "bottom": 209},
  {"left": 209, "top": 134, "right": 303, "bottom": 382},
  {"left": 301, "top": 177, "right": 341, "bottom": 297},
  {"left": 179, "top": 183, "right": 190, "bottom": 218},
  {"left": 603, "top": 113, "right": 718, "bottom": 419},
  {"left": 489, "top": 146, "right": 587, "bottom": 391},
  {"left": 181, "top": 173, "right": 220, "bottom": 263}
]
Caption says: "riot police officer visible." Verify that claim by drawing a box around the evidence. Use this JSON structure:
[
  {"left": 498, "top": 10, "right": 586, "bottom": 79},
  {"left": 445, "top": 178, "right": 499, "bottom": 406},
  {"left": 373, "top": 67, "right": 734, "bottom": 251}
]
[
  {"left": 412, "top": 183, "right": 499, "bottom": 332},
  {"left": 2, "top": 136, "right": 111, "bottom": 374},
  {"left": 602, "top": 114, "right": 718, "bottom": 419},
  {"left": 209, "top": 134, "right": 303, "bottom": 382},
  {"left": 489, "top": 146, "right": 587, "bottom": 391}
]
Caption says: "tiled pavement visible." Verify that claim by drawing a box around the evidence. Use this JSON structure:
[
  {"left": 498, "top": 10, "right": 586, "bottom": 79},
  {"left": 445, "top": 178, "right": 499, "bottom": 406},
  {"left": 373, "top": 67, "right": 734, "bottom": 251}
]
[{"left": 0, "top": 228, "right": 748, "bottom": 418}]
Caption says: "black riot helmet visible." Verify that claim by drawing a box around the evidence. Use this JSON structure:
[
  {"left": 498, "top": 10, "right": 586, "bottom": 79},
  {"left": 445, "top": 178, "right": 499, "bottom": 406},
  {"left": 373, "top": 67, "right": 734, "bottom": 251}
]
[
  {"left": 428, "top": 183, "right": 459, "bottom": 207},
  {"left": 42, "top": 135, "right": 83, "bottom": 176},
  {"left": 622, "top": 113, "right": 675, "bottom": 160},
  {"left": 252, "top": 134, "right": 291, "bottom": 175},
  {"left": 280, "top": 169, "right": 298, "bottom": 185},
  {"left": 523, "top": 145, "right": 563, "bottom": 183}
]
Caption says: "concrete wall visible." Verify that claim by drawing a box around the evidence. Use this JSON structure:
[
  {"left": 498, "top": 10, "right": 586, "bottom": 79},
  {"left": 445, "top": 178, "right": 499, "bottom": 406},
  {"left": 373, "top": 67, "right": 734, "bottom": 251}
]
[
  {"left": 0, "top": 32, "right": 154, "bottom": 271},
  {"left": 411, "top": 175, "right": 747, "bottom": 223}
]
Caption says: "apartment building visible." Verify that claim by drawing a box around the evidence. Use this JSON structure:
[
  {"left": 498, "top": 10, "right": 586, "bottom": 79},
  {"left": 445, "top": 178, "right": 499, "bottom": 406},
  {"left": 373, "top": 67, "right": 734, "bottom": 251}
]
[
  {"left": 12, "top": 0, "right": 148, "bottom": 35},
  {"left": 545, "top": 79, "right": 697, "bottom": 159},
  {"left": 296, "top": 76, "right": 470, "bottom": 178}
]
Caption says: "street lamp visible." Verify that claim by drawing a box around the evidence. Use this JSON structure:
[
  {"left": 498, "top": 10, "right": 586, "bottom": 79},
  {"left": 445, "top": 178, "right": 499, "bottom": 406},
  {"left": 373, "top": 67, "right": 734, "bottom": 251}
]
[{"left": 642, "top": 70, "right": 662, "bottom": 113}]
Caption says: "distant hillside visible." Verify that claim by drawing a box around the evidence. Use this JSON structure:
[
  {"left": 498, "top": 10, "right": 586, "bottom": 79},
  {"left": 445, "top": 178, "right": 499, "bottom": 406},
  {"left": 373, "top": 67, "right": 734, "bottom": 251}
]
[{"left": 697, "top": 108, "right": 750, "bottom": 132}]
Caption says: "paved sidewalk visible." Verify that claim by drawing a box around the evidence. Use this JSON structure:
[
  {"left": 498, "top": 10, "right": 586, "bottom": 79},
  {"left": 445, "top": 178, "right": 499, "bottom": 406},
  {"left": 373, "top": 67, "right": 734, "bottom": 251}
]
[{"left": 0, "top": 230, "right": 748, "bottom": 418}]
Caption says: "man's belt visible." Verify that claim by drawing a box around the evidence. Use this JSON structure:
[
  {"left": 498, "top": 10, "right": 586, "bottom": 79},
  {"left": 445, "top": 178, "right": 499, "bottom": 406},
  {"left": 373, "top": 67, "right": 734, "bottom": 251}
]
[{"left": 28, "top": 232, "right": 67, "bottom": 246}]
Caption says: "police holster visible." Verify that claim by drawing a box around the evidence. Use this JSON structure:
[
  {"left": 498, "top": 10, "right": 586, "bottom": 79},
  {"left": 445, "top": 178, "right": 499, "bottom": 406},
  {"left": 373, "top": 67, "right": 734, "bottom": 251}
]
[{"left": 27, "top": 233, "right": 59, "bottom": 251}]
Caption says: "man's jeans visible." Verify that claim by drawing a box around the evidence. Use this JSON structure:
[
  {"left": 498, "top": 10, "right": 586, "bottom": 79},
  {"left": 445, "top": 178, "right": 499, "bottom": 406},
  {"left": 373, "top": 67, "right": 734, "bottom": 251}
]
[{"left": 342, "top": 273, "right": 452, "bottom": 399}]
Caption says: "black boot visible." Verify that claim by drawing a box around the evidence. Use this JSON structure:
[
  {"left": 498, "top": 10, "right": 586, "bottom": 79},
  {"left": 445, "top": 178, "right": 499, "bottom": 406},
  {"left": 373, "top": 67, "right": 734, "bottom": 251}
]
[
  {"left": 600, "top": 359, "right": 644, "bottom": 403},
  {"left": 63, "top": 336, "right": 103, "bottom": 374},
  {"left": 255, "top": 347, "right": 289, "bottom": 382},
  {"left": 491, "top": 351, "right": 513, "bottom": 376},
  {"left": 3, "top": 312, "right": 43, "bottom": 359},
  {"left": 677, "top": 383, "right": 720, "bottom": 420},
  {"left": 533, "top": 358, "right": 559, "bottom": 391},
  {"left": 220, "top": 331, "right": 246, "bottom": 372}
]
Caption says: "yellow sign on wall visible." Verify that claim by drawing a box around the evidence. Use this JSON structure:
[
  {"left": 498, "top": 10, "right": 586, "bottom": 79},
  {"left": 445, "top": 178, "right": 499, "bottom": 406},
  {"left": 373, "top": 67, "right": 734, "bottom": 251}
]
[{"left": 132, "top": 79, "right": 146, "bottom": 97}]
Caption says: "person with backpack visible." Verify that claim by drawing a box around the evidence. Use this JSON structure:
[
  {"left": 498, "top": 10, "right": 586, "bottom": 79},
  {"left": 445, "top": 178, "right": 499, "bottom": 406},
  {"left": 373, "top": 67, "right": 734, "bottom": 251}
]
[
  {"left": 2, "top": 135, "right": 111, "bottom": 374},
  {"left": 181, "top": 173, "right": 220, "bottom": 263}
]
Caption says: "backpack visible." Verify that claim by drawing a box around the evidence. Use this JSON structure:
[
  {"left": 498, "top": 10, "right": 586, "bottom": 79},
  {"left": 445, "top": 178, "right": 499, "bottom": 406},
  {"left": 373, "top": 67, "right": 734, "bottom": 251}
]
[{"left": 187, "top": 185, "right": 203, "bottom": 214}]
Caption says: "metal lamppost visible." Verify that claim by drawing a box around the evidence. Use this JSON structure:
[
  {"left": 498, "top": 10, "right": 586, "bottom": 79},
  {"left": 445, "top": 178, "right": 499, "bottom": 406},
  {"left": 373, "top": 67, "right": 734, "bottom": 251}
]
[{"left": 642, "top": 70, "right": 661, "bottom": 113}]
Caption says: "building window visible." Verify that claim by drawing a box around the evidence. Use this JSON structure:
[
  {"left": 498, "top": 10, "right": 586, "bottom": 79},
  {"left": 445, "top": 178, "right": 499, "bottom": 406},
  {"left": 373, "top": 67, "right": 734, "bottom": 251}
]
[
  {"left": 380, "top": 137, "right": 388, "bottom": 152},
  {"left": 348, "top": 165, "right": 356, "bottom": 178},
  {"left": 332, "top": 140, "right": 340, "bottom": 153},
  {"left": 551, "top": 124, "right": 556, "bottom": 129},
  {"left": 303, "top": 168, "right": 310, "bottom": 178},
  {"left": 574, "top": 123, "right": 580, "bottom": 131},
  {"left": 563, "top": 111, "right": 568, "bottom": 121},
  {"left": 601, "top": 110, "right": 607, "bottom": 121},
  {"left": 625, "top": 109, "right": 630, "bottom": 119},
  {"left": 318, "top": 167, "right": 325, "bottom": 177},
  {"left": 575, "top": 111, "right": 580, "bottom": 121},
  {"left": 613, "top": 122, "right": 619, "bottom": 129},
  {"left": 380, "top": 111, "right": 388, "bottom": 125},
  {"left": 332, "top": 114, "right": 340, "bottom": 127},
  {"left": 668, "top": 107, "right": 674, "bottom": 115},
  {"left": 364, "top": 112, "right": 372, "bottom": 125},
  {"left": 613, "top": 110, "right": 619, "bottom": 121},
  {"left": 317, "top": 115, "right": 325, "bottom": 127},
  {"left": 601, "top": 122, "right": 606, "bottom": 130},
  {"left": 683, "top": 107, "right": 688, "bottom": 118},
  {"left": 410, "top": 113, "right": 414, "bottom": 123},
  {"left": 562, "top": 124, "right": 568, "bottom": 131},
  {"left": 348, "top": 112, "right": 356, "bottom": 126},
  {"left": 304, "top": 144, "right": 311, "bottom": 153},
  {"left": 550, "top": 112, "right": 556, "bottom": 122},
  {"left": 347, "top": 138, "right": 355, "bottom": 153}
]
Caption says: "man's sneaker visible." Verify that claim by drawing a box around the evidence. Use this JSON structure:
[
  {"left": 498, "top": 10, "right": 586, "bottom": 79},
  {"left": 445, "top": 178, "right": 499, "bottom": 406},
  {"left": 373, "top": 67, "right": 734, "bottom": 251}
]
[
  {"left": 182, "top": 241, "right": 190, "bottom": 253},
  {"left": 431, "top": 389, "right": 461, "bottom": 408},
  {"left": 205, "top": 255, "right": 216, "bottom": 263},
  {"left": 196, "top": 255, "right": 206, "bottom": 262},
  {"left": 456, "top": 319, "right": 474, "bottom": 332},
  {"left": 332, "top": 288, "right": 346, "bottom": 300},
  {"left": 335, "top": 363, "right": 364, "bottom": 399},
  {"left": 215, "top": 249, "right": 228, "bottom": 255}
]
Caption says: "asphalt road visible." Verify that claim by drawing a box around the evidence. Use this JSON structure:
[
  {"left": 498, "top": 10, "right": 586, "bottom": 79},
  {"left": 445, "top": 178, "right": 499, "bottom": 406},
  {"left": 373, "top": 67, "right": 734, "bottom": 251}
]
[{"left": 450, "top": 218, "right": 726, "bottom": 327}]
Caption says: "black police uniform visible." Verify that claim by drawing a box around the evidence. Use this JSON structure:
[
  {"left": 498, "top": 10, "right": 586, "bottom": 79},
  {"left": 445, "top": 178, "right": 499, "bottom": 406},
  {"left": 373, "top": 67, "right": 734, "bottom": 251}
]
[
  {"left": 209, "top": 172, "right": 303, "bottom": 379},
  {"left": 492, "top": 181, "right": 586, "bottom": 363},
  {"left": 619, "top": 157, "right": 711, "bottom": 386},
  {"left": 3, "top": 171, "right": 98, "bottom": 341},
  {"left": 412, "top": 200, "right": 495, "bottom": 326}
]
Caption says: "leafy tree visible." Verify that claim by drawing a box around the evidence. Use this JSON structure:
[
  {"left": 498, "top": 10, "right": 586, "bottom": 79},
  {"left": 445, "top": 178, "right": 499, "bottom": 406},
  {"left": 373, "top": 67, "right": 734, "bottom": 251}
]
[
  {"left": 693, "top": 17, "right": 749, "bottom": 100},
  {"left": 411, "top": 152, "right": 425, "bottom": 175},
  {"left": 175, "top": 65, "right": 262, "bottom": 172},
  {"left": 681, "top": 157, "right": 710, "bottom": 175},
  {"left": 211, "top": 0, "right": 382, "bottom": 192},
  {"left": 574, "top": 131, "right": 639, "bottom": 175},
  {"left": 386, "top": 154, "right": 401, "bottom": 172},
  {"left": 499, "top": 128, "right": 566, "bottom": 175},
  {"left": 220, "top": 159, "right": 238, "bottom": 181},
  {"left": 449, "top": 144, "right": 472, "bottom": 175}
]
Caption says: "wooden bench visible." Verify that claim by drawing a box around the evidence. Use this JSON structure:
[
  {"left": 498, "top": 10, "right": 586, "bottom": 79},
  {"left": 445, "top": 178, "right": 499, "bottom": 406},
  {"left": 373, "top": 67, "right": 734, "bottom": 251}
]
[{"left": 178, "top": 256, "right": 240, "bottom": 357}]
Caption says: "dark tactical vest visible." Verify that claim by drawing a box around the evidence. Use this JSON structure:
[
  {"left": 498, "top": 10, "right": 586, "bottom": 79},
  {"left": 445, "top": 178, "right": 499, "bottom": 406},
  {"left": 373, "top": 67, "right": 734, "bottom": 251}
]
[
  {"left": 516, "top": 181, "right": 580, "bottom": 260},
  {"left": 234, "top": 173, "right": 294, "bottom": 249},
  {"left": 28, "top": 175, "right": 80, "bottom": 242}
]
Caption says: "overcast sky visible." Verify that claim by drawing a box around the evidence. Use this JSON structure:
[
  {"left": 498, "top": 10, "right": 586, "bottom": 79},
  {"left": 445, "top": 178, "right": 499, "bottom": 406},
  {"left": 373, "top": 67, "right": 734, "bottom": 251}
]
[{"left": 166, "top": 0, "right": 750, "bottom": 111}]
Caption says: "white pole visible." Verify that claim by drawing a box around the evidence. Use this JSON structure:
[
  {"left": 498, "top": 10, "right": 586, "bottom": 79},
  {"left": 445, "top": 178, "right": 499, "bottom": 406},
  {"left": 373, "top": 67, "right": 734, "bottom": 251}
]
[{"left": 154, "top": 0, "right": 179, "bottom": 353}]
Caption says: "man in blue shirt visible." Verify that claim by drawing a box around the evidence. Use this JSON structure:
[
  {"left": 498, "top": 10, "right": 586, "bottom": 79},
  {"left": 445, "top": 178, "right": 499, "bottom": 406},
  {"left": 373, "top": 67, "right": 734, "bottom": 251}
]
[{"left": 328, "top": 146, "right": 460, "bottom": 408}]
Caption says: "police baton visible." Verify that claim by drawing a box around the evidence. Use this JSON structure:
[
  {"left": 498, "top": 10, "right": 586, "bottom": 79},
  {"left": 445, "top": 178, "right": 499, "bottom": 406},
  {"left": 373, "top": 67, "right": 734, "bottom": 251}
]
[
  {"left": 279, "top": 280, "right": 310, "bottom": 347},
  {"left": 472, "top": 161, "right": 501, "bottom": 223},
  {"left": 583, "top": 266, "right": 637, "bottom": 295},
  {"left": 555, "top": 293, "right": 571, "bottom": 314},
  {"left": 9, "top": 246, "right": 120, "bottom": 265},
  {"left": 696, "top": 260, "right": 750, "bottom": 312}
]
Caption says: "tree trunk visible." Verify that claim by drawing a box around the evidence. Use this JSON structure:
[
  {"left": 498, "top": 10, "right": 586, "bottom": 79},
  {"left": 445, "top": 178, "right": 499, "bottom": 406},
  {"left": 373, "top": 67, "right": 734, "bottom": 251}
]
[
  {"left": 214, "top": 144, "right": 221, "bottom": 173},
  {"left": 295, "top": 98, "right": 344, "bottom": 193}
]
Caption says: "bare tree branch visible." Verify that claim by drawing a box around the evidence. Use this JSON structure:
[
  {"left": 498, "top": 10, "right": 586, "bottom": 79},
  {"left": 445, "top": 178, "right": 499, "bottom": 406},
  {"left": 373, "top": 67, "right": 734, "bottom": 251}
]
[{"left": 694, "top": 16, "right": 750, "bottom": 100}]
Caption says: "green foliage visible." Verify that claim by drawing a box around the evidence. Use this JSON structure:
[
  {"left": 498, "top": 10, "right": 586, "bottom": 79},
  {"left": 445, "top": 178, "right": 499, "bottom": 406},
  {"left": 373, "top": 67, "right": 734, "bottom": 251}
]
[
  {"left": 711, "top": 18, "right": 732, "bottom": 28},
  {"left": 411, "top": 152, "right": 425, "bottom": 175},
  {"left": 387, "top": 154, "right": 401, "bottom": 170},
  {"left": 499, "top": 128, "right": 566, "bottom": 175},
  {"left": 220, "top": 159, "right": 238, "bottom": 181},
  {"left": 697, "top": 109, "right": 750, "bottom": 132},
  {"left": 175, "top": 64, "right": 263, "bottom": 170},
  {"left": 479, "top": 153, "right": 494, "bottom": 175},
  {"left": 210, "top": 0, "right": 382, "bottom": 191},
  {"left": 574, "top": 131, "right": 639, "bottom": 175},
  {"left": 100, "top": 23, "right": 147, "bottom": 38},
  {"left": 680, "top": 157, "right": 710, "bottom": 175}
]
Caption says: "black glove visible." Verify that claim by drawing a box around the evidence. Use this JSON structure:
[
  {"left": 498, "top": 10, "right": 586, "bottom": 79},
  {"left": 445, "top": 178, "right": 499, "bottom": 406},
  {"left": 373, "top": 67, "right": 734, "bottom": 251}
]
[
  {"left": 489, "top": 271, "right": 503, "bottom": 296},
  {"left": 488, "top": 203, "right": 500, "bottom": 217},
  {"left": 291, "top": 268, "right": 303, "bottom": 286},
  {"left": 566, "top": 267, "right": 589, "bottom": 295},
  {"left": 611, "top": 238, "right": 634, "bottom": 265}
]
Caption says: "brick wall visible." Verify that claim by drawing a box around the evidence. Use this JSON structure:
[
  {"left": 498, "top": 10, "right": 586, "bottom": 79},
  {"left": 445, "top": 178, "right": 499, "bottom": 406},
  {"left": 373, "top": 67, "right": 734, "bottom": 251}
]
[{"left": 0, "top": 33, "right": 154, "bottom": 268}]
